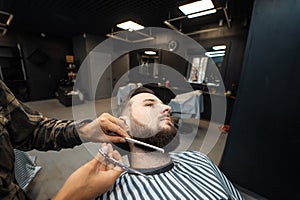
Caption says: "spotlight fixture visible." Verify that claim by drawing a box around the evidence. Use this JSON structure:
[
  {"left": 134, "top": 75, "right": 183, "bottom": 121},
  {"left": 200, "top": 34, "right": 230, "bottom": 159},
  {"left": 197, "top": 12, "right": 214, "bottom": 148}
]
[
  {"left": 0, "top": 27, "right": 7, "bottom": 36},
  {"left": 0, "top": 11, "right": 13, "bottom": 26}
]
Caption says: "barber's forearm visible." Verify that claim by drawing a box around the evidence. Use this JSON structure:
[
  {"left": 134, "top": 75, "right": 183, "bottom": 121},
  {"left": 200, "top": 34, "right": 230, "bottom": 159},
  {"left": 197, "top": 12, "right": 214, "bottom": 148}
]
[
  {"left": 7, "top": 99, "right": 82, "bottom": 151},
  {"left": 30, "top": 118, "right": 82, "bottom": 151},
  {"left": 14, "top": 118, "right": 82, "bottom": 151}
]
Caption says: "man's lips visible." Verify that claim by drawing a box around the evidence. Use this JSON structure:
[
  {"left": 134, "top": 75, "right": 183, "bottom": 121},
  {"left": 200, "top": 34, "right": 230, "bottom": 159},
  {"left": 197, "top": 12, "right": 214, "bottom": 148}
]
[
  {"left": 161, "top": 117, "right": 171, "bottom": 121},
  {"left": 160, "top": 116, "right": 174, "bottom": 126}
]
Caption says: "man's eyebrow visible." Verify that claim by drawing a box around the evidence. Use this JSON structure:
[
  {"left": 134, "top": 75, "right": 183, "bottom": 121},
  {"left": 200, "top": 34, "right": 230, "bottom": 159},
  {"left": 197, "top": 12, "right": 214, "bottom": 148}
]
[
  {"left": 143, "top": 99, "right": 163, "bottom": 104},
  {"left": 143, "top": 99, "right": 156, "bottom": 102}
]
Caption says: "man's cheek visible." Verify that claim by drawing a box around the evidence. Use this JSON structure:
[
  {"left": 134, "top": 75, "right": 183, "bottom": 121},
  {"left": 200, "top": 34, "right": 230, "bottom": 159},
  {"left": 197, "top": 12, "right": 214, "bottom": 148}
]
[
  {"left": 133, "top": 111, "right": 148, "bottom": 122},
  {"left": 144, "top": 113, "right": 155, "bottom": 124}
]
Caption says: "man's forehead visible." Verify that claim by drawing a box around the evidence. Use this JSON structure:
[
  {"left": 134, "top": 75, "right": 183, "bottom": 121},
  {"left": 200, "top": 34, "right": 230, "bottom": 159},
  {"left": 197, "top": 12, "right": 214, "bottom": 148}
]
[{"left": 130, "top": 93, "right": 161, "bottom": 103}]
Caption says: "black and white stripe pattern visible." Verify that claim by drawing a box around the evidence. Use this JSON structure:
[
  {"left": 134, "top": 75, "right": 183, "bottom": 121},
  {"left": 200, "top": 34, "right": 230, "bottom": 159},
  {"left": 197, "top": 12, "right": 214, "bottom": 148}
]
[
  {"left": 97, "top": 151, "right": 242, "bottom": 200},
  {"left": 14, "top": 149, "right": 41, "bottom": 190}
]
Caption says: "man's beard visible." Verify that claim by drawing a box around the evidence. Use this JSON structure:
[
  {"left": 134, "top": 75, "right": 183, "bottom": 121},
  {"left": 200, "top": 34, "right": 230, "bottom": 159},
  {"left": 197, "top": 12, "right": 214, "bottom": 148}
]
[{"left": 130, "top": 118, "right": 179, "bottom": 153}]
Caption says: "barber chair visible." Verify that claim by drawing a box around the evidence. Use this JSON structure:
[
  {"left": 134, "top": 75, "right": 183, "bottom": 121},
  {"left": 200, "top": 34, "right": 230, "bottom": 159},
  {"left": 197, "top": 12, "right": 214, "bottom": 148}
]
[{"left": 56, "top": 86, "right": 84, "bottom": 107}]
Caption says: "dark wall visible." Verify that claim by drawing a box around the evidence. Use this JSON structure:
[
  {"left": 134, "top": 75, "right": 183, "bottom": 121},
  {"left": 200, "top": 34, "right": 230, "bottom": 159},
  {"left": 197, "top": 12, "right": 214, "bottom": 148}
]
[
  {"left": 160, "top": 50, "right": 188, "bottom": 77},
  {"left": 112, "top": 53, "right": 129, "bottom": 88},
  {"left": 220, "top": 0, "right": 300, "bottom": 199},
  {"left": 73, "top": 33, "right": 106, "bottom": 65},
  {"left": 72, "top": 34, "right": 87, "bottom": 66},
  {"left": 0, "top": 31, "right": 72, "bottom": 100}
]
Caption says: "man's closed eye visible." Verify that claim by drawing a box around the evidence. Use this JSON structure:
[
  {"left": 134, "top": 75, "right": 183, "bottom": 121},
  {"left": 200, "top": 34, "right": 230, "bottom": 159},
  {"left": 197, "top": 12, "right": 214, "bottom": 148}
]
[{"left": 144, "top": 103, "right": 154, "bottom": 107}]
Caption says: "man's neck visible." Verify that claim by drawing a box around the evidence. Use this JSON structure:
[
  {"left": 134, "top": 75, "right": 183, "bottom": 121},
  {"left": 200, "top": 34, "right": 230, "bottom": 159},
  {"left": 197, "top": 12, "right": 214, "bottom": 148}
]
[{"left": 129, "top": 145, "right": 172, "bottom": 169}]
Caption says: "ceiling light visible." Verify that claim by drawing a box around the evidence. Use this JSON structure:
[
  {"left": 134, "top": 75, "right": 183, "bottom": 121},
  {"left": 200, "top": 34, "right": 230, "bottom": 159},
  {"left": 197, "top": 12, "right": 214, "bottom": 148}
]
[
  {"left": 187, "top": 9, "right": 216, "bottom": 18},
  {"left": 117, "top": 20, "right": 144, "bottom": 31},
  {"left": 207, "top": 50, "right": 226, "bottom": 54},
  {"left": 205, "top": 53, "right": 225, "bottom": 58},
  {"left": 179, "top": 0, "right": 214, "bottom": 15},
  {"left": 205, "top": 50, "right": 225, "bottom": 57},
  {"left": 144, "top": 50, "right": 157, "bottom": 55},
  {"left": 212, "top": 45, "right": 227, "bottom": 50}
]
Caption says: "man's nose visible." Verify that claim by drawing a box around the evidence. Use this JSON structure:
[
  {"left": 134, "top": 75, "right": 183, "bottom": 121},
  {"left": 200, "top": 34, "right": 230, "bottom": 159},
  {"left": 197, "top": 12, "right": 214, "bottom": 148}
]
[{"left": 160, "top": 104, "right": 171, "bottom": 114}]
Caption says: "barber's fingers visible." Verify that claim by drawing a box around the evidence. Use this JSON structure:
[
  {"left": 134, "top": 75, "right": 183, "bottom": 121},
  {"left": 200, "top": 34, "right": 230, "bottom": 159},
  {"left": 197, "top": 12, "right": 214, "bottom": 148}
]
[
  {"left": 105, "top": 143, "right": 123, "bottom": 171},
  {"left": 94, "top": 148, "right": 108, "bottom": 171},
  {"left": 94, "top": 143, "right": 108, "bottom": 163},
  {"left": 108, "top": 117, "right": 129, "bottom": 138},
  {"left": 95, "top": 143, "right": 124, "bottom": 171},
  {"left": 94, "top": 143, "right": 111, "bottom": 170},
  {"left": 112, "top": 150, "right": 123, "bottom": 171},
  {"left": 105, "top": 143, "right": 113, "bottom": 155},
  {"left": 105, "top": 150, "right": 123, "bottom": 173},
  {"left": 98, "top": 113, "right": 129, "bottom": 139},
  {"left": 106, "top": 152, "right": 116, "bottom": 170},
  {"left": 105, "top": 134, "right": 126, "bottom": 143}
]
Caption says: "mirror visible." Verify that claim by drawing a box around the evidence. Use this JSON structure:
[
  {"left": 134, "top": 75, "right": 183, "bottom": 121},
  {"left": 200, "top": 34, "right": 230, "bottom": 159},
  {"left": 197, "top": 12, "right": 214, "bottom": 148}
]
[
  {"left": 187, "top": 56, "right": 208, "bottom": 84},
  {"left": 137, "top": 49, "right": 160, "bottom": 78},
  {"left": 186, "top": 44, "right": 227, "bottom": 86}
]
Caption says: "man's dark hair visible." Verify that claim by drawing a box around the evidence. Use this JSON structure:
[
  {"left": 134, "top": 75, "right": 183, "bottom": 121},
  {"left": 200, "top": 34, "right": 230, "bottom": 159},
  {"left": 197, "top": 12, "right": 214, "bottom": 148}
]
[{"left": 126, "top": 87, "right": 154, "bottom": 101}]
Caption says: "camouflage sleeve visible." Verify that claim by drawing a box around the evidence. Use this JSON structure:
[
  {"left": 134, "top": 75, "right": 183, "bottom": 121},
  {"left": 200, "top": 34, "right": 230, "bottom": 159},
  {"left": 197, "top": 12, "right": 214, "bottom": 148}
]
[
  {"left": 1, "top": 80, "right": 82, "bottom": 151},
  {"left": 7, "top": 101, "right": 83, "bottom": 151}
]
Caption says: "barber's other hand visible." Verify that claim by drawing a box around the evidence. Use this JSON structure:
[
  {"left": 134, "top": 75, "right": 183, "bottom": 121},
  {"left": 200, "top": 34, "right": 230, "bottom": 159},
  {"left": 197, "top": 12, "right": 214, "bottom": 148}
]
[
  {"left": 53, "top": 143, "right": 123, "bottom": 200},
  {"left": 79, "top": 113, "right": 129, "bottom": 143}
]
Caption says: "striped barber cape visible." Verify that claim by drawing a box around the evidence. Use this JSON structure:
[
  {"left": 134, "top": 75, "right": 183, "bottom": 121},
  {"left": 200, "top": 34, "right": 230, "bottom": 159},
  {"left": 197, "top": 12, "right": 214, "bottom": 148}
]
[{"left": 96, "top": 151, "right": 243, "bottom": 200}]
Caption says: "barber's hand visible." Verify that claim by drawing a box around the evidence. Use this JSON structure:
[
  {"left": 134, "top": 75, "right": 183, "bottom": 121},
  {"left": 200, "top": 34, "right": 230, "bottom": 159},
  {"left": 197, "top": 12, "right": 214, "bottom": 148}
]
[
  {"left": 53, "top": 143, "right": 124, "bottom": 200},
  {"left": 79, "top": 113, "right": 129, "bottom": 143}
]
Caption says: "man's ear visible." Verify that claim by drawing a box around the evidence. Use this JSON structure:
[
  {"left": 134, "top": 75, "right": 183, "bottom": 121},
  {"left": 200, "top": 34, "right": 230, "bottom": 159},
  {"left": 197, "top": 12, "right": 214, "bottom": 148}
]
[{"left": 119, "top": 116, "right": 130, "bottom": 132}]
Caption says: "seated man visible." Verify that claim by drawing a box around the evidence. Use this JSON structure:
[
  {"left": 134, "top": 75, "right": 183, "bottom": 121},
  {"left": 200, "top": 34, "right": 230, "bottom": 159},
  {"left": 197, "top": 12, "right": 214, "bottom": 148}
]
[{"left": 97, "top": 87, "right": 242, "bottom": 200}]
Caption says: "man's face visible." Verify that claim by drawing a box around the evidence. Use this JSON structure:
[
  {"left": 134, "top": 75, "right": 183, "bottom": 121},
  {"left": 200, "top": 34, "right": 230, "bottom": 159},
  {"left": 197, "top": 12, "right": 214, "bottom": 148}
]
[{"left": 127, "top": 93, "right": 179, "bottom": 152}]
